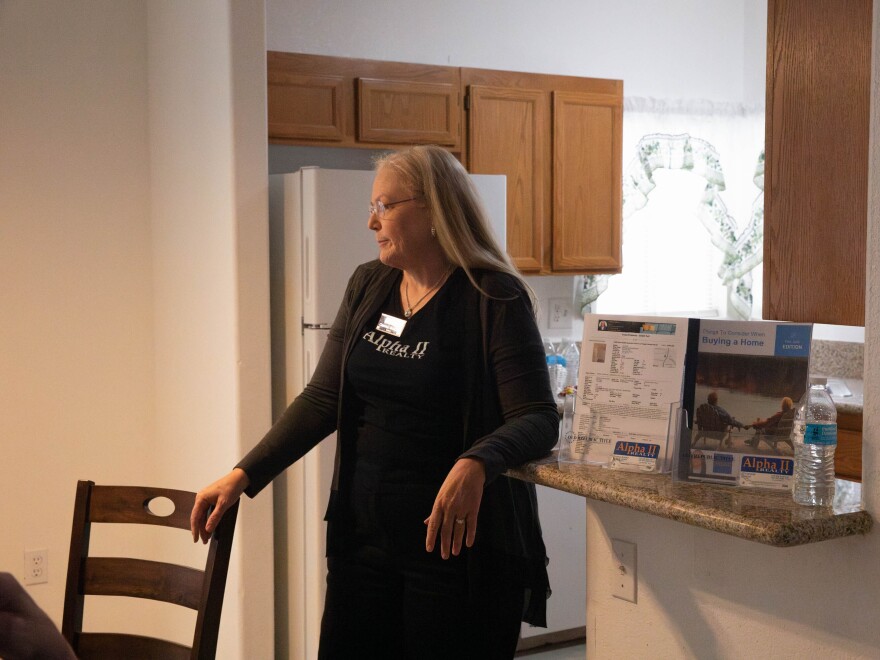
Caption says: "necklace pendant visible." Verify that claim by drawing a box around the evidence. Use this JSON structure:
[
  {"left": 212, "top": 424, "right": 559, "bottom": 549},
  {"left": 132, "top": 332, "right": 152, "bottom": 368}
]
[{"left": 404, "top": 308, "right": 413, "bottom": 318}]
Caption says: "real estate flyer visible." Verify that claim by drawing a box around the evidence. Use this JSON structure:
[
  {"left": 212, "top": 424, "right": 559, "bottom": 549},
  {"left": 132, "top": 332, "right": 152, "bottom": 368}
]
[
  {"left": 680, "top": 320, "right": 812, "bottom": 489},
  {"left": 567, "top": 314, "right": 691, "bottom": 472}
]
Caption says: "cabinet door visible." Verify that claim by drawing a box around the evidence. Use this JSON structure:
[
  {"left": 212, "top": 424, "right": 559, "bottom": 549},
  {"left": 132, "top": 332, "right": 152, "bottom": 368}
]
[
  {"left": 552, "top": 91, "right": 622, "bottom": 273},
  {"left": 764, "top": 0, "right": 870, "bottom": 325},
  {"left": 468, "top": 85, "right": 549, "bottom": 272},
  {"left": 267, "top": 52, "right": 463, "bottom": 154},
  {"left": 268, "top": 71, "right": 347, "bottom": 142},
  {"left": 836, "top": 410, "right": 862, "bottom": 482},
  {"left": 836, "top": 428, "right": 862, "bottom": 482},
  {"left": 358, "top": 79, "right": 460, "bottom": 148}
]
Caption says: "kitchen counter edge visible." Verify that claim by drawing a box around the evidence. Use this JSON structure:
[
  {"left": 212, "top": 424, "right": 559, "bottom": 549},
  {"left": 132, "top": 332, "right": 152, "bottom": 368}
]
[{"left": 506, "top": 454, "right": 872, "bottom": 547}]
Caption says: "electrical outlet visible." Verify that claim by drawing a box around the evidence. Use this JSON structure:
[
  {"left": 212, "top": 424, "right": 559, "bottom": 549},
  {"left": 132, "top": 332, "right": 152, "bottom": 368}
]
[
  {"left": 548, "top": 297, "right": 573, "bottom": 330},
  {"left": 24, "top": 549, "right": 48, "bottom": 585},
  {"left": 610, "top": 539, "right": 636, "bottom": 603}
]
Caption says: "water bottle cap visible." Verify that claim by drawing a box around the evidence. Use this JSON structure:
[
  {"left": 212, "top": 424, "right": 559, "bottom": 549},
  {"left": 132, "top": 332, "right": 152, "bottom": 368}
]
[{"left": 809, "top": 375, "right": 827, "bottom": 386}]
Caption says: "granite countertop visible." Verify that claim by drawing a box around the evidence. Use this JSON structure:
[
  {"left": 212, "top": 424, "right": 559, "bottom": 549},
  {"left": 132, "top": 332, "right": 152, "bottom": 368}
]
[
  {"left": 811, "top": 339, "right": 864, "bottom": 416},
  {"left": 507, "top": 452, "right": 872, "bottom": 547},
  {"left": 825, "top": 377, "right": 863, "bottom": 416}
]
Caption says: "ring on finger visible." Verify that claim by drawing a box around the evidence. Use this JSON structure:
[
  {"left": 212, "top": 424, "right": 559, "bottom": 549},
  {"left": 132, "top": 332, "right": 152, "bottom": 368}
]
[{"left": 454, "top": 517, "right": 465, "bottom": 525}]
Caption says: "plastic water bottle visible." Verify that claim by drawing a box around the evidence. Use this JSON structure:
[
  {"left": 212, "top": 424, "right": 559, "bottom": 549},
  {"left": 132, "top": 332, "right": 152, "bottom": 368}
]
[
  {"left": 544, "top": 342, "right": 566, "bottom": 396},
  {"left": 792, "top": 376, "right": 837, "bottom": 506},
  {"left": 561, "top": 341, "right": 580, "bottom": 390}
]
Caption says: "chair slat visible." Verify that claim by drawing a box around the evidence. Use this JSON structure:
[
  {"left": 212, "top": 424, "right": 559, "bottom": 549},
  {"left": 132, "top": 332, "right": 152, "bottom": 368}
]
[
  {"left": 90, "top": 485, "right": 195, "bottom": 529},
  {"left": 84, "top": 557, "right": 204, "bottom": 610},
  {"left": 77, "top": 632, "right": 190, "bottom": 660},
  {"left": 63, "top": 480, "right": 238, "bottom": 660}
]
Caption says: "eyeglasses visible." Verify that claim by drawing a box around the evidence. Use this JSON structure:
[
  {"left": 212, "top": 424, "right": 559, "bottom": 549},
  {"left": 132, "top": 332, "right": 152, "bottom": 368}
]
[{"left": 369, "top": 196, "right": 419, "bottom": 219}]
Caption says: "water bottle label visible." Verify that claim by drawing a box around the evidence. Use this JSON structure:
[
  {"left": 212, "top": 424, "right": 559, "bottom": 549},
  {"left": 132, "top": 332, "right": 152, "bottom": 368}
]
[{"left": 804, "top": 423, "right": 837, "bottom": 445}]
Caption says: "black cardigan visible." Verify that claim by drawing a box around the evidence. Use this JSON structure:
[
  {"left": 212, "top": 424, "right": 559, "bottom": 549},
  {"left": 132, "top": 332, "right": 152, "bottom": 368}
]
[{"left": 237, "top": 260, "right": 559, "bottom": 624}]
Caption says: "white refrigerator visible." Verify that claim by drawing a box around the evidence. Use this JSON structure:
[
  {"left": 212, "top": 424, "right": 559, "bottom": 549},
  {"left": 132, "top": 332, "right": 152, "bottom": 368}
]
[{"left": 269, "top": 167, "right": 506, "bottom": 660}]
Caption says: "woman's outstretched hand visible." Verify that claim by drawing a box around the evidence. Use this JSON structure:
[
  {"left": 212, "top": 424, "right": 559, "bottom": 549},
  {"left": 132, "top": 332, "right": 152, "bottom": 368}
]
[
  {"left": 190, "top": 468, "right": 250, "bottom": 544},
  {"left": 425, "top": 457, "right": 486, "bottom": 559}
]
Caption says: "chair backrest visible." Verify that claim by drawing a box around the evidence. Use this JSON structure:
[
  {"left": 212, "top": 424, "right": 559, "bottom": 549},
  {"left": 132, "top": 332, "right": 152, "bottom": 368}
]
[
  {"left": 62, "top": 480, "right": 238, "bottom": 660},
  {"left": 695, "top": 403, "right": 727, "bottom": 432},
  {"left": 772, "top": 408, "right": 797, "bottom": 437}
]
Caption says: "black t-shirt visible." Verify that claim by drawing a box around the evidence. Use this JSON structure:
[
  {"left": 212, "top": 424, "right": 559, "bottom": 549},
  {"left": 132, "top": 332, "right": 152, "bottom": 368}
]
[{"left": 346, "top": 269, "right": 466, "bottom": 494}]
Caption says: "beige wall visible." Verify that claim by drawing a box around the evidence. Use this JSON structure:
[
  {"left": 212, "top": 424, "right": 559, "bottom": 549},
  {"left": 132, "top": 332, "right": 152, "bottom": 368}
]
[
  {"left": 146, "top": 0, "right": 273, "bottom": 655},
  {"left": 0, "top": 0, "right": 156, "bottom": 628},
  {"left": 1, "top": 1, "right": 273, "bottom": 656}
]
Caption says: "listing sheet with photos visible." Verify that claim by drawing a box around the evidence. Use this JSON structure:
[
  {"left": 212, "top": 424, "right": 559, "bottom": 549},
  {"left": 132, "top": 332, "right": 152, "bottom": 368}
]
[{"left": 568, "top": 314, "right": 690, "bottom": 473}]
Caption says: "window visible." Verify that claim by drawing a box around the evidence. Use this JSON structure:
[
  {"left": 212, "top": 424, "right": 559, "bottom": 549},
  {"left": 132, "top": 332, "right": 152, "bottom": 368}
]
[{"left": 582, "top": 99, "right": 765, "bottom": 320}]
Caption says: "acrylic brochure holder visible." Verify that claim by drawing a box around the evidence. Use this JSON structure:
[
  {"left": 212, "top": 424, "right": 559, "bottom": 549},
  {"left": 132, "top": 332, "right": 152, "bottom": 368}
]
[{"left": 556, "top": 397, "right": 687, "bottom": 475}]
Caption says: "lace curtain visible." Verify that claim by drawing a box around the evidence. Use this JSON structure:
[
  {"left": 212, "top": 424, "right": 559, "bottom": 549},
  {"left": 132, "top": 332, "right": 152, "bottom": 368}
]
[{"left": 578, "top": 98, "right": 765, "bottom": 320}]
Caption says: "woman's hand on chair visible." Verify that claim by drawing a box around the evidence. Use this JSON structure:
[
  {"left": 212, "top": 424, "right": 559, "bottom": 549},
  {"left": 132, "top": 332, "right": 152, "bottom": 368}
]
[{"left": 191, "top": 468, "right": 250, "bottom": 544}]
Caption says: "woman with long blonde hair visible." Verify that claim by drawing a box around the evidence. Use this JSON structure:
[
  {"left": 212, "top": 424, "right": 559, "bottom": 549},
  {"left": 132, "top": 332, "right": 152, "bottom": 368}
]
[{"left": 192, "top": 145, "right": 557, "bottom": 658}]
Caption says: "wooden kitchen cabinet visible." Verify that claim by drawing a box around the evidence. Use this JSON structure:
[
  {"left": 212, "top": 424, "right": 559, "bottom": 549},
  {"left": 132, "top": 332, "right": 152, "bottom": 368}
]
[
  {"left": 463, "top": 68, "right": 622, "bottom": 274},
  {"left": 552, "top": 91, "right": 622, "bottom": 272},
  {"left": 268, "top": 52, "right": 461, "bottom": 151},
  {"left": 836, "top": 411, "right": 862, "bottom": 482},
  {"left": 467, "top": 84, "right": 549, "bottom": 272},
  {"left": 267, "top": 52, "right": 623, "bottom": 276},
  {"left": 763, "top": 0, "right": 871, "bottom": 325}
]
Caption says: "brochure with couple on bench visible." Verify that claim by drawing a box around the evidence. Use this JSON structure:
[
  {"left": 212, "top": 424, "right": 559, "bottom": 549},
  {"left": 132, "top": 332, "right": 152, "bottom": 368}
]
[{"left": 680, "top": 319, "right": 812, "bottom": 490}]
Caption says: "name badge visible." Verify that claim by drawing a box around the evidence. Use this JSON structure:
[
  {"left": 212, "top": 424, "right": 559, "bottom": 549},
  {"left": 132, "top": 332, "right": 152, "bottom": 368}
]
[{"left": 376, "top": 313, "right": 407, "bottom": 337}]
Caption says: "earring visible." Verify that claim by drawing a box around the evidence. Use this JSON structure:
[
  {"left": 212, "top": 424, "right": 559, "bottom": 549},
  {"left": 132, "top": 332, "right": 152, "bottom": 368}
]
[{"left": 431, "top": 226, "right": 436, "bottom": 239}]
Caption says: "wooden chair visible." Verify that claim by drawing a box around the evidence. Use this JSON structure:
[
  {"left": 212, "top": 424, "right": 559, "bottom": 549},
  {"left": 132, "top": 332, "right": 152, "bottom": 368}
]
[
  {"left": 62, "top": 480, "right": 239, "bottom": 659},
  {"left": 692, "top": 403, "right": 733, "bottom": 449},
  {"left": 747, "top": 408, "right": 797, "bottom": 454}
]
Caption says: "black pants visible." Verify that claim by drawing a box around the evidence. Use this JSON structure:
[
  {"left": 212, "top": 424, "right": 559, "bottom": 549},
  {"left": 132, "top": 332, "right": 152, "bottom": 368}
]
[{"left": 318, "top": 491, "right": 524, "bottom": 659}]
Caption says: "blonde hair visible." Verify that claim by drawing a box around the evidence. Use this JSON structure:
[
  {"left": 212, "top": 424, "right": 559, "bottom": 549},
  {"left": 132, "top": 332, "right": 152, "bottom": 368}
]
[{"left": 374, "top": 145, "right": 535, "bottom": 309}]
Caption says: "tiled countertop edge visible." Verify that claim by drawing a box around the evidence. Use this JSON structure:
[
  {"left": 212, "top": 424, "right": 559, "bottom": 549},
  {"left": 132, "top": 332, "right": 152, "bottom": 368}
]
[{"left": 507, "top": 458, "right": 873, "bottom": 548}]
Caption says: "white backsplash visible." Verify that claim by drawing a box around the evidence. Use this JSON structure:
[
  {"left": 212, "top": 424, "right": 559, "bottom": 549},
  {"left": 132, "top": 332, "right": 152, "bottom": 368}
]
[{"left": 524, "top": 274, "right": 584, "bottom": 344}]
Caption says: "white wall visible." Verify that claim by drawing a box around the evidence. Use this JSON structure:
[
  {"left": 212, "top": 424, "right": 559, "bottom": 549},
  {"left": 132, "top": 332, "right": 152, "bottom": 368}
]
[
  {"left": 267, "top": 0, "right": 763, "bottom": 103},
  {"left": 524, "top": 275, "right": 586, "bottom": 344},
  {"left": 0, "top": 0, "right": 155, "bottom": 629},
  {"left": 1, "top": 2, "right": 273, "bottom": 657},
  {"left": 585, "top": 502, "right": 879, "bottom": 657}
]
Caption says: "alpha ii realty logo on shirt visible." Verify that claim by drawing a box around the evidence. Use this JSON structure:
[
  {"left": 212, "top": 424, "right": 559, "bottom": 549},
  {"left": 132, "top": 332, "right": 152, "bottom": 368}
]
[{"left": 361, "top": 331, "right": 429, "bottom": 359}]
